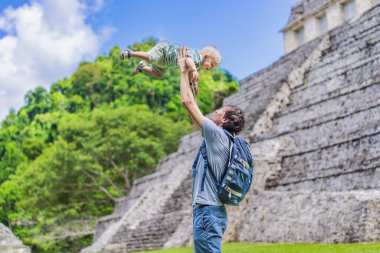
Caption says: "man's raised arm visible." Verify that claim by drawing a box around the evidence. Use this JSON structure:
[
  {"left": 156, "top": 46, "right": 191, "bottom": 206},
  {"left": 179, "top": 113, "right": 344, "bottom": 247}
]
[{"left": 178, "top": 47, "right": 205, "bottom": 130}]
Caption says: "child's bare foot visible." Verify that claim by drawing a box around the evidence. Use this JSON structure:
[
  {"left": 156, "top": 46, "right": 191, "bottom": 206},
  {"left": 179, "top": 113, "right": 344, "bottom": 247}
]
[
  {"left": 132, "top": 61, "right": 146, "bottom": 76},
  {"left": 120, "top": 49, "right": 132, "bottom": 60}
]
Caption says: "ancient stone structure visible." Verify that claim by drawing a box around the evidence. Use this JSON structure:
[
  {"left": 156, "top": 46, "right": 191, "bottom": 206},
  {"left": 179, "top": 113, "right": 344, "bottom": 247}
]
[
  {"left": 82, "top": 2, "right": 380, "bottom": 253},
  {"left": 283, "top": 0, "right": 378, "bottom": 53},
  {"left": 0, "top": 223, "right": 30, "bottom": 253}
]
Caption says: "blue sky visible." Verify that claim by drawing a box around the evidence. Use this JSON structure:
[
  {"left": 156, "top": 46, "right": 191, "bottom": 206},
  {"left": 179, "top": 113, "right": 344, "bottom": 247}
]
[
  {"left": 92, "top": 0, "right": 300, "bottom": 79},
  {"left": 0, "top": 0, "right": 299, "bottom": 122}
]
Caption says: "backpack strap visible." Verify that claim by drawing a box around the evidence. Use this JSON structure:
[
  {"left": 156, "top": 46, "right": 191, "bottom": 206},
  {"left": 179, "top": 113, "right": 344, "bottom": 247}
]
[
  {"left": 192, "top": 148, "right": 201, "bottom": 178},
  {"left": 223, "top": 129, "right": 237, "bottom": 143},
  {"left": 223, "top": 129, "right": 236, "bottom": 171},
  {"left": 198, "top": 131, "right": 233, "bottom": 192},
  {"left": 199, "top": 141, "right": 220, "bottom": 191}
]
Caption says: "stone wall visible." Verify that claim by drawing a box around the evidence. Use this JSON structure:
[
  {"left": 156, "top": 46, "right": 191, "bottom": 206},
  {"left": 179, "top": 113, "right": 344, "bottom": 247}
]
[
  {"left": 286, "top": 0, "right": 331, "bottom": 28},
  {"left": 0, "top": 223, "right": 30, "bottom": 253},
  {"left": 238, "top": 191, "right": 380, "bottom": 243},
  {"left": 237, "top": 5, "right": 380, "bottom": 243},
  {"left": 82, "top": 5, "right": 380, "bottom": 253},
  {"left": 283, "top": 0, "right": 376, "bottom": 53}
]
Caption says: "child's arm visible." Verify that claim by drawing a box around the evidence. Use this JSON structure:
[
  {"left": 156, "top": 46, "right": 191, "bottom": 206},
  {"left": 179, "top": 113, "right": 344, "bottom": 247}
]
[
  {"left": 185, "top": 57, "right": 197, "bottom": 72},
  {"left": 185, "top": 57, "right": 199, "bottom": 85},
  {"left": 179, "top": 48, "right": 205, "bottom": 130}
]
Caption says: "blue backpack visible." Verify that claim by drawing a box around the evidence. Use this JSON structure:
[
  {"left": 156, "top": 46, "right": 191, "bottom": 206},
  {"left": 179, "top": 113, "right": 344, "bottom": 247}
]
[{"left": 192, "top": 129, "right": 254, "bottom": 206}]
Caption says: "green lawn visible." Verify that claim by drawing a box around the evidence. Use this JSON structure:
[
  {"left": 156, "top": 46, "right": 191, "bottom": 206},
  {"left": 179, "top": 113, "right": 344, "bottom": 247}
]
[{"left": 132, "top": 242, "right": 380, "bottom": 253}]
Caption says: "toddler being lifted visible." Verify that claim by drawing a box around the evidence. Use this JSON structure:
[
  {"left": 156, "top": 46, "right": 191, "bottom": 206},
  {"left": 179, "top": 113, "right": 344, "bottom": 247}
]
[{"left": 120, "top": 41, "right": 221, "bottom": 94}]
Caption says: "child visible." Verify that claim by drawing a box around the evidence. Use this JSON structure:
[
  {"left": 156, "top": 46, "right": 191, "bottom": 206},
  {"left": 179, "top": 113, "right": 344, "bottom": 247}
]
[{"left": 120, "top": 41, "right": 221, "bottom": 93}]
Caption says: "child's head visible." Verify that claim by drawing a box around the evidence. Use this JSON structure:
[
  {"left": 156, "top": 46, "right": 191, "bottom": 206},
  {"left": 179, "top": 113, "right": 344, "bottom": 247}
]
[{"left": 200, "top": 46, "right": 221, "bottom": 71}]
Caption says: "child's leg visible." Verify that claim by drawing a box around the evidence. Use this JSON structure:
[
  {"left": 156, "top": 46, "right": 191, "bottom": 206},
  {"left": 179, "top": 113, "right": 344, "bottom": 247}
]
[
  {"left": 132, "top": 61, "right": 163, "bottom": 79},
  {"left": 130, "top": 52, "right": 150, "bottom": 63},
  {"left": 121, "top": 50, "right": 151, "bottom": 63},
  {"left": 123, "top": 42, "right": 167, "bottom": 65},
  {"left": 142, "top": 66, "right": 162, "bottom": 79}
]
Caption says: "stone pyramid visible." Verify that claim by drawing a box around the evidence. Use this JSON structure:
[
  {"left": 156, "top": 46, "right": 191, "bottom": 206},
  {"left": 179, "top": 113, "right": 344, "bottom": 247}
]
[{"left": 82, "top": 5, "right": 380, "bottom": 253}]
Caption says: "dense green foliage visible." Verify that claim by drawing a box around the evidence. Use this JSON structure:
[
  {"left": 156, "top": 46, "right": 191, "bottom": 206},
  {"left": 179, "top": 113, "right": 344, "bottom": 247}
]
[{"left": 0, "top": 38, "right": 239, "bottom": 252}]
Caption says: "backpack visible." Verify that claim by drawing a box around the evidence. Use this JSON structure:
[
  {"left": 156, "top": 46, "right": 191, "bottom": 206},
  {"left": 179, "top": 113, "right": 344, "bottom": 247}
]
[{"left": 192, "top": 129, "right": 254, "bottom": 206}]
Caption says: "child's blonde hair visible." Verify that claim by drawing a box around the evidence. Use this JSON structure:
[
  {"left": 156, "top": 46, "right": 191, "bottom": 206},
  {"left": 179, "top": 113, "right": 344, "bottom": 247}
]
[{"left": 200, "top": 46, "right": 221, "bottom": 66}]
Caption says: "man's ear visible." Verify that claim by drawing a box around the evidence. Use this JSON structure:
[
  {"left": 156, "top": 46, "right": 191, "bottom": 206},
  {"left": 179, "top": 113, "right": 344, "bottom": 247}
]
[{"left": 220, "top": 118, "right": 227, "bottom": 126}]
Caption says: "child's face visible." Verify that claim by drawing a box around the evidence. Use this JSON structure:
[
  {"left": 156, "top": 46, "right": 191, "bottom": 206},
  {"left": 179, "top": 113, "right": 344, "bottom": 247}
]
[{"left": 201, "top": 56, "right": 216, "bottom": 71}]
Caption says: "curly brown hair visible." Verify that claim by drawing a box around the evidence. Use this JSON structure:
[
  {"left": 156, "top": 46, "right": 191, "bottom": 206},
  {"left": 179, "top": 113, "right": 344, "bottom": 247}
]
[{"left": 222, "top": 105, "right": 245, "bottom": 134}]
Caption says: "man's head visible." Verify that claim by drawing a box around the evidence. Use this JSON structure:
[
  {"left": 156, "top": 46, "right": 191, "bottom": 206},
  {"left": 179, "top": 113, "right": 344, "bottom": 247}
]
[
  {"left": 200, "top": 46, "right": 221, "bottom": 71},
  {"left": 210, "top": 105, "right": 245, "bottom": 134}
]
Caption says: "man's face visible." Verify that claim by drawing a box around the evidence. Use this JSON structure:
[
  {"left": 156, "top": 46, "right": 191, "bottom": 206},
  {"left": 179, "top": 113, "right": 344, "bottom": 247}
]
[{"left": 210, "top": 107, "right": 226, "bottom": 126}]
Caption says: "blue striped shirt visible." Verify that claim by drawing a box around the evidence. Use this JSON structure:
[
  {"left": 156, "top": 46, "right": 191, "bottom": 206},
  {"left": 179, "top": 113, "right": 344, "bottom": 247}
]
[{"left": 165, "top": 43, "right": 203, "bottom": 71}]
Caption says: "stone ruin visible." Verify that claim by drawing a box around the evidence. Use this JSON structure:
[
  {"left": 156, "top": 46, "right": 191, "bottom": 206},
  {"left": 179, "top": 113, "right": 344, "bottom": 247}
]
[
  {"left": 0, "top": 223, "right": 30, "bottom": 253},
  {"left": 82, "top": 3, "right": 380, "bottom": 253}
]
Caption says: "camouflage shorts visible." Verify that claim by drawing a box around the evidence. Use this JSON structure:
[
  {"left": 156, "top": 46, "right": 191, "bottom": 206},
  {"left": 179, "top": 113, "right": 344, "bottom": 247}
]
[{"left": 147, "top": 41, "right": 169, "bottom": 77}]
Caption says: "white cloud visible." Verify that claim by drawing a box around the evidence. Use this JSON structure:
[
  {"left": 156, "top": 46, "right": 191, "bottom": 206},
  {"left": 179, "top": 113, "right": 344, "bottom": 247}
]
[
  {"left": 0, "top": 0, "right": 113, "bottom": 123},
  {"left": 83, "top": 0, "right": 105, "bottom": 12}
]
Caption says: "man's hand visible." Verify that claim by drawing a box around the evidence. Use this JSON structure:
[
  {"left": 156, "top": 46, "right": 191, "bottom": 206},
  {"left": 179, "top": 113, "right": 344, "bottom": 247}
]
[{"left": 178, "top": 47, "right": 188, "bottom": 73}]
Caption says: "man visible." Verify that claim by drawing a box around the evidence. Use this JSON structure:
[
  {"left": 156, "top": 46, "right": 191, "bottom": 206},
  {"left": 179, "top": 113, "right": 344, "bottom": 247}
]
[{"left": 178, "top": 48, "right": 246, "bottom": 253}]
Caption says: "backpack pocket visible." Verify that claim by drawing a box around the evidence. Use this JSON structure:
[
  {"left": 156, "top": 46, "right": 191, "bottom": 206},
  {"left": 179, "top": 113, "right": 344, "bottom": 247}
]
[{"left": 225, "top": 161, "right": 250, "bottom": 193}]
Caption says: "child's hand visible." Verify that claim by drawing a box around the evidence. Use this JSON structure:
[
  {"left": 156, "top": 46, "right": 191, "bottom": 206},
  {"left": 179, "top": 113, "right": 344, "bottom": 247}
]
[{"left": 191, "top": 71, "right": 199, "bottom": 84}]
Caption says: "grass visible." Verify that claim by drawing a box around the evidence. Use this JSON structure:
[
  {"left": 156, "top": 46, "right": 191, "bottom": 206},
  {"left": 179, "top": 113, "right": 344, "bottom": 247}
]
[{"left": 132, "top": 242, "right": 380, "bottom": 253}]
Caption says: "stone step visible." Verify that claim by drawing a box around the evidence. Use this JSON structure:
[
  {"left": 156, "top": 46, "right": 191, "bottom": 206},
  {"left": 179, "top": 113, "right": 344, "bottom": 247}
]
[
  {"left": 104, "top": 172, "right": 192, "bottom": 251},
  {"left": 0, "top": 246, "right": 31, "bottom": 253},
  {"left": 139, "top": 212, "right": 186, "bottom": 226},
  {"left": 260, "top": 82, "right": 380, "bottom": 140},
  {"left": 297, "top": 21, "right": 380, "bottom": 82},
  {"left": 273, "top": 15, "right": 380, "bottom": 116},
  {"left": 305, "top": 35, "right": 380, "bottom": 90},
  {"left": 281, "top": 106, "right": 380, "bottom": 157},
  {"left": 225, "top": 38, "right": 323, "bottom": 108},
  {"left": 86, "top": 160, "right": 193, "bottom": 253},
  {"left": 270, "top": 167, "right": 380, "bottom": 192},
  {"left": 323, "top": 7, "right": 380, "bottom": 51},
  {"left": 312, "top": 14, "right": 380, "bottom": 69},
  {"left": 308, "top": 37, "right": 380, "bottom": 87},
  {"left": 235, "top": 24, "right": 380, "bottom": 129},
  {"left": 266, "top": 132, "right": 380, "bottom": 190},
  {"left": 103, "top": 242, "right": 163, "bottom": 253},
  {"left": 280, "top": 58, "right": 380, "bottom": 117},
  {"left": 237, "top": 191, "right": 380, "bottom": 243},
  {"left": 238, "top": 36, "right": 324, "bottom": 90},
  {"left": 117, "top": 229, "right": 174, "bottom": 239},
  {"left": 108, "top": 214, "right": 184, "bottom": 252}
]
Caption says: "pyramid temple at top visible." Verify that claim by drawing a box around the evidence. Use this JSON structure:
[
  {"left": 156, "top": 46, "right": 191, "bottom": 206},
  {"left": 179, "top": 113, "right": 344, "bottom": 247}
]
[{"left": 82, "top": 1, "right": 380, "bottom": 252}]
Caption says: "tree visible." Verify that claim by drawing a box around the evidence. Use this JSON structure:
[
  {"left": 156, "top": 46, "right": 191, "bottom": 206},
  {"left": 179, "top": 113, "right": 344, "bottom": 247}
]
[
  {"left": 24, "top": 87, "right": 51, "bottom": 121},
  {"left": 3, "top": 105, "right": 189, "bottom": 251},
  {"left": 0, "top": 38, "right": 239, "bottom": 252}
]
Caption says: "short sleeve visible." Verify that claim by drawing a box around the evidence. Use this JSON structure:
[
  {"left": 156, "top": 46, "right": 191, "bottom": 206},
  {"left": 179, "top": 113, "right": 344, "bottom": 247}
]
[
  {"left": 187, "top": 50, "right": 202, "bottom": 67},
  {"left": 201, "top": 118, "right": 229, "bottom": 146}
]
